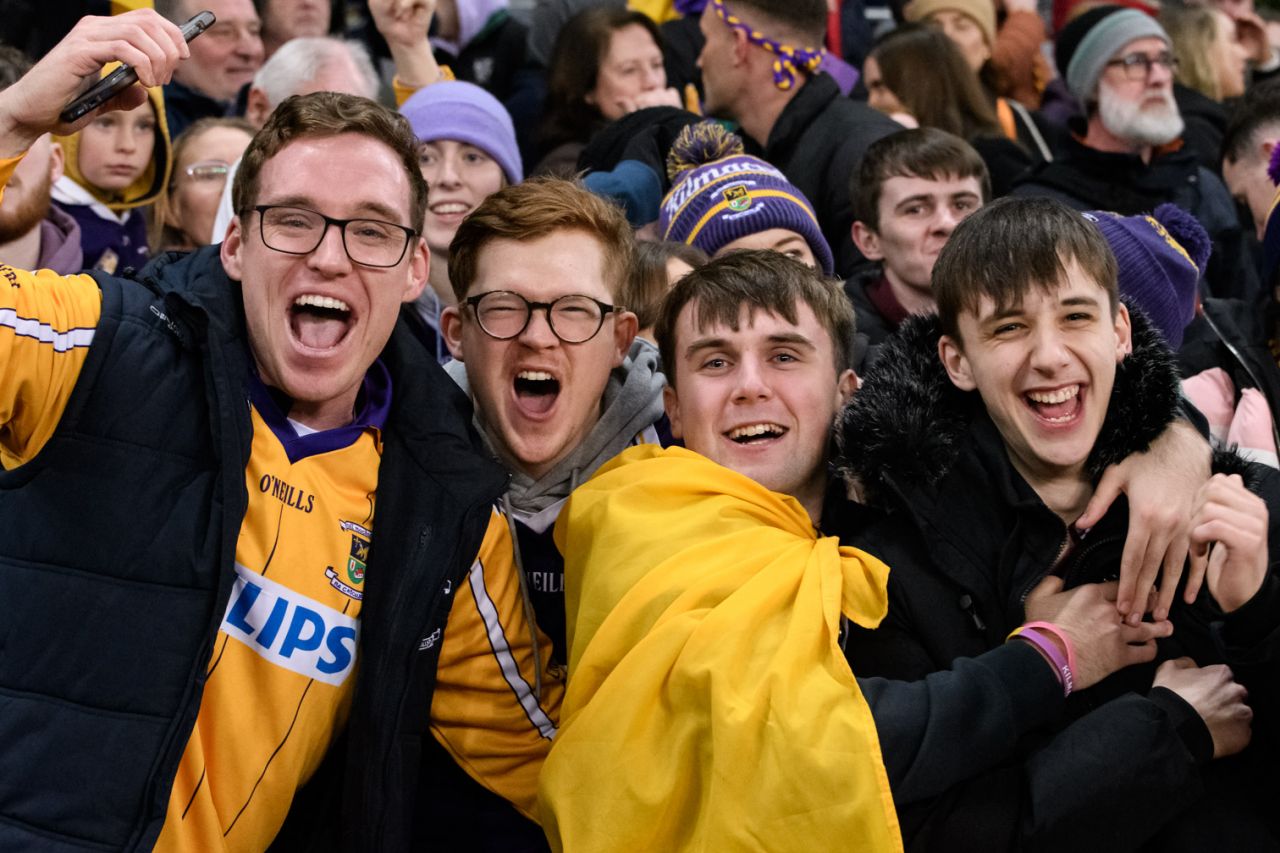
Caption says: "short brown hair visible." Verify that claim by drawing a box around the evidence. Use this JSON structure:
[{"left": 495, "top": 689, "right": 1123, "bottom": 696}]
[
  {"left": 726, "top": 0, "right": 828, "bottom": 43},
  {"left": 852, "top": 128, "right": 991, "bottom": 231},
  {"left": 232, "top": 91, "right": 428, "bottom": 233},
  {"left": 933, "top": 197, "right": 1119, "bottom": 342},
  {"left": 628, "top": 241, "right": 709, "bottom": 329},
  {"left": 449, "top": 177, "right": 635, "bottom": 304},
  {"left": 655, "top": 249, "right": 856, "bottom": 388}
]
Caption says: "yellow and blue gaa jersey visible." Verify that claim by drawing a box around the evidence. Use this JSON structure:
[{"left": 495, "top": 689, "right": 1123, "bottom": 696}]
[
  {"left": 431, "top": 507, "right": 564, "bottom": 821},
  {"left": 156, "top": 369, "right": 389, "bottom": 851},
  {"left": 0, "top": 153, "right": 381, "bottom": 851},
  {"left": 0, "top": 148, "right": 603, "bottom": 845},
  {"left": 428, "top": 421, "right": 663, "bottom": 821}
]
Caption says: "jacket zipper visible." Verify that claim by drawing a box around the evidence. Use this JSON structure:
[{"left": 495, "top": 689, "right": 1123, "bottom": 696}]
[
  {"left": 1017, "top": 525, "right": 1072, "bottom": 607},
  {"left": 372, "top": 492, "right": 497, "bottom": 849}
]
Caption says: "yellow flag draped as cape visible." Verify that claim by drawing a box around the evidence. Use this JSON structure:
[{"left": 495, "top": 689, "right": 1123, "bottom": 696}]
[{"left": 539, "top": 445, "right": 903, "bottom": 852}]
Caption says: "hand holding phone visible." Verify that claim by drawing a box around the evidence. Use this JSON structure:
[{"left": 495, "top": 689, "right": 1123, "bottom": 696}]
[{"left": 58, "top": 10, "right": 216, "bottom": 124}]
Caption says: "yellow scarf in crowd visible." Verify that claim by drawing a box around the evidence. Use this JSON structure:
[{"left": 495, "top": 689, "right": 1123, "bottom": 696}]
[{"left": 539, "top": 445, "right": 902, "bottom": 852}]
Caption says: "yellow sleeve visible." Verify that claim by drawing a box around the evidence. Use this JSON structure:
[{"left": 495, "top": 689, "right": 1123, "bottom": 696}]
[
  {"left": 392, "top": 65, "right": 455, "bottom": 108},
  {"left": 430, "top": 509, "right": 564, "bottom": 821},
  {"left": 0, "top": 155, "right": 104, "bottom": 469}
]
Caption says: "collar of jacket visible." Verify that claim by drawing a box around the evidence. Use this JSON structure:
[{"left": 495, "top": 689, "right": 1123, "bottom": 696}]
[
  {"left": 1057, "top": 131, "right": 1195, "bottom": 187},
  {"left": 759, "top": 71, "right": 839, "bottom": 153},
  {"left": 835, "top": 302, "right": 1181, "bottom": 508},
  {"left": 37, "top": 204, "right": 84, "bottom": 274},
  {"left": 1172, "top": 82, "right": 1228, "bottom": 129},
  {"left": 164, "top": 77, "right": 230, "bottom": 115}
]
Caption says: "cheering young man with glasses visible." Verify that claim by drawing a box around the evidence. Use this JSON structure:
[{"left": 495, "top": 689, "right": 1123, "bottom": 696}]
[
  {"left": 1012, "top": 5, "right": 1260, "bottom": 306},
  {"left": 408, "top": 176, "right": 668, "bottom": 848},
  {"left": 0, "top": 12, "right": 514, "bottom": 850}
]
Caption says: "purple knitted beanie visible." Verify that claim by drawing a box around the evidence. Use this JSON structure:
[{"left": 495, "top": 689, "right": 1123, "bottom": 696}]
[{"left": 659, "top": 121, "right": 834, "bottom": 274}]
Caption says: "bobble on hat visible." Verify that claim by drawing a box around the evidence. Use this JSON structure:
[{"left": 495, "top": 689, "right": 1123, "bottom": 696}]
[
  {"left": 666, "top": 121, "right": 744, "bottom": 183},
  {"left": 658, "top": 122, "right": 835, "bottom": 275},
  {"left": 1083, "top": 203, "right": 1208, "bottom": 350},
  {"left": 1151, "top": 203, "right": 1210, "bottom": 272}
]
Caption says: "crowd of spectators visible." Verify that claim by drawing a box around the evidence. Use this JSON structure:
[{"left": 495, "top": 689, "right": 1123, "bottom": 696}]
[{"left": 3, "top": 0, "right": 1280, "bottom": 849}]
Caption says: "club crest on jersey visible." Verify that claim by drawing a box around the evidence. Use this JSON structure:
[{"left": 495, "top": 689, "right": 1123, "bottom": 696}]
[
  {"left": 347, "top": 534, "right": 368, "bottom": 583},
  {"left": 723, "top": 184, "right": 751, "bottom": 212},
  {"left": 328, "top": 519, "right": 372, "bottom": 600}
]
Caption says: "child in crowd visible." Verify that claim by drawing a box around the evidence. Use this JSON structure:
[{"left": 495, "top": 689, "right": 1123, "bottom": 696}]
[
  {"left": 626, "top": 240, "right": 707, "bottom": 345},
  {"left": 51, "top": 75, "right": 170, "bottom": 273},
  {"left": 154, "top": 116, "right": 254, "bottom": 253}
]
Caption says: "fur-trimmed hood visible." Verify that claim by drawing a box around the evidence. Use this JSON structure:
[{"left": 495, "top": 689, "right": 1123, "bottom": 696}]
[{"left": 835, "top": 303, "right": 1182, "bottom": 505}]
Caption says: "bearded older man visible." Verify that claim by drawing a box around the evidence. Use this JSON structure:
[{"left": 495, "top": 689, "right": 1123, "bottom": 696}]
[{"left": 1013, "top": 5, "right": 1261, "bottom": 307}]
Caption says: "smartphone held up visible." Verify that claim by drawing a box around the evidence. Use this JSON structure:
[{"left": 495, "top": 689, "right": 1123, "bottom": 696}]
[{"left": 58, "top": 10, "right": 216, "bottom": 124}]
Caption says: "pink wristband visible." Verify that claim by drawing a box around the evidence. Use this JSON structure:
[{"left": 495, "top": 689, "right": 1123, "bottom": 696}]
[
  {"left": 1021, "top": 621, "right": 1079, "bottom": 682},
  {"left": 1008, "top": 623, "right": 1076, "bottom": 697}
]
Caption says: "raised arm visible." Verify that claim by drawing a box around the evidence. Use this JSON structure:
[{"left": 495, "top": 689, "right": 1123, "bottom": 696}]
[
  {"left": 367, "top": 0, "right": 446, "bottom": 103},
  {"left": 0, "top": 11, "right": 187, "bottom": 158},
  {"left": 0, "top": 12, "right": 187, "bottom": 466}
]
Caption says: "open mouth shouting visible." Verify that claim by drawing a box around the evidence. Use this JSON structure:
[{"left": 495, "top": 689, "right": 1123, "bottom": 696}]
[
  {"left": 726, "top": 422, "right": 789, "bottom": 445},
  {"left": 290, "top": 293, "right": 354, "bottom": 352},
  {"left": 512, "top": 368, "right": 562, "bottom": 418},
  {"left": 1024, "top": 384, "right": 1082, "bottom": 426}
]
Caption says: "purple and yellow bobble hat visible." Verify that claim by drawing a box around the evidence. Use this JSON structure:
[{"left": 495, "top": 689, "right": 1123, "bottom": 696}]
[
  {"left": 659, "top": 121, "right": 835, "bottom": 275},
  {"left": 1083, "top": 203, "right": 1209, "bottom": 350}
]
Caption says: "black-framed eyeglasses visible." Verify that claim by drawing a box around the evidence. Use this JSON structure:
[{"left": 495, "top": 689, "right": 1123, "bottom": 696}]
[
  {"left": 1105, "top": 51, "right": 1178, "bottom": 81},
  {"left": 252, "top": 205, "right": 418, "bottom": 268},
  {"left": 463, "top": 290, "right": 623, "bottom": 344}
]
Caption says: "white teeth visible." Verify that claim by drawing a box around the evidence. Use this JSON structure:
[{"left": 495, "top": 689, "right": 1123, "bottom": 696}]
[
  {"left": 728, "top": 423, "right": 785, "bottom": 440},
  {"left": 294, "top": 294, "right": 351, "bottom": 312},
  {"left": 431, "top": 203, "right": 469, "bottom": 214},
  {"left": 517, "top": 370, "right": 555, "bottom": 382},
  {"left": 1027, "top": 385, "right": 1079, "bottom": 405}
]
